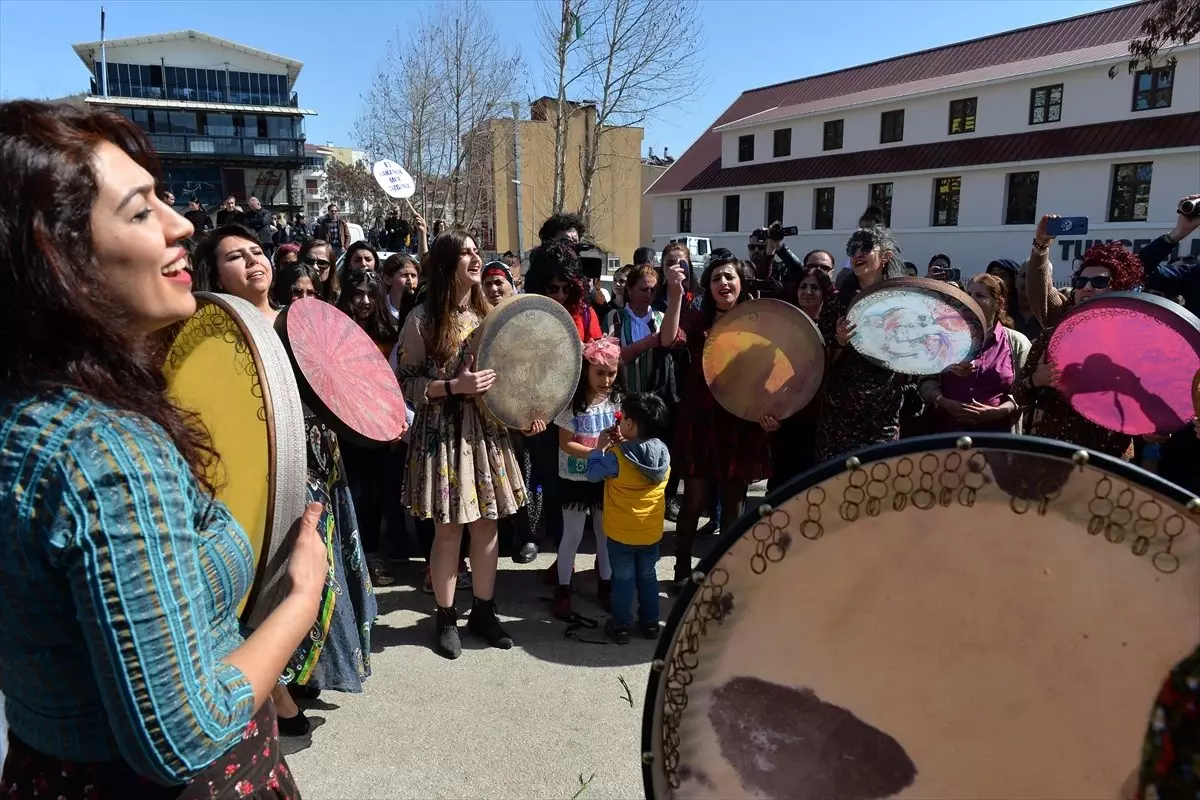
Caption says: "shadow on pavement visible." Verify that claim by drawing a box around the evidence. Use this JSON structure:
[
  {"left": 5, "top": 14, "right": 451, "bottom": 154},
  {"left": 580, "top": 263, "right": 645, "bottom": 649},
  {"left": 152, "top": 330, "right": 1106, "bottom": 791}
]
[{"left": 279, "top": 714, "right": 325, "bottom": 758}]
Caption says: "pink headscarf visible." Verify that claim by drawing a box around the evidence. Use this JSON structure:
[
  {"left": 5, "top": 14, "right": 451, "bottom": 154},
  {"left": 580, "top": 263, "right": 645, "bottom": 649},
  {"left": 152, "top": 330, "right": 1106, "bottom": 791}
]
[{"left": 582, "top": 335, "right": 621, "bottom": 370}]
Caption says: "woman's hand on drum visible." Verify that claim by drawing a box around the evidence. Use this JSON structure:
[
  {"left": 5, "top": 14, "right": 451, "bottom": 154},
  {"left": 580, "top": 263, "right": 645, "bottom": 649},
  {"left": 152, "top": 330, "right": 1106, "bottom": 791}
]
[
  {"left": 961, "top": 399, "right": 1000, "bottom": 421},
  {"left": 524, "top": 418, "right": 547, "bottom": 435},
  {"left": 1031, "top": 357, "right": 1059, "bottom": 388},
  {"left": 759, "top": 415, "right": 781, "bottom": 432},
  {"left": 452, "top": 355, "right": 497, "bottom": 396},
  {"left": 288, "top": 502, "right": 328, "bottom": 603},
  {"left": 835, "top": 317, "right": 856, "bottom": 347}
]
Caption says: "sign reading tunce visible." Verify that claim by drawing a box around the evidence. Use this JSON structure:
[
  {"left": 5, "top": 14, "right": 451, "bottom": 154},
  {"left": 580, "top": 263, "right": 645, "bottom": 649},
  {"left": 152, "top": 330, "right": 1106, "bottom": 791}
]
[{"left": 1058, "top": 237, "right": 1200, "bottom": 262}]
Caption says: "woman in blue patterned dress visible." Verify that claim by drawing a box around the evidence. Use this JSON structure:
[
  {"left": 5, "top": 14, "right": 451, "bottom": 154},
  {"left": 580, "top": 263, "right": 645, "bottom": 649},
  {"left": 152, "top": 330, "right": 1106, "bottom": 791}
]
[{"left": 0, "top": 101, "right": 325, "bottom": 797}]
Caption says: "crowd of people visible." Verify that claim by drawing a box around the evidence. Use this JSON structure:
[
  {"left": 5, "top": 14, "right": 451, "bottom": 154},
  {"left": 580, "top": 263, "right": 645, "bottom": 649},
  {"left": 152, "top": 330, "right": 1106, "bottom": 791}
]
[{"left": 1, "top": 99, "right": 1198, "bottom": 798}]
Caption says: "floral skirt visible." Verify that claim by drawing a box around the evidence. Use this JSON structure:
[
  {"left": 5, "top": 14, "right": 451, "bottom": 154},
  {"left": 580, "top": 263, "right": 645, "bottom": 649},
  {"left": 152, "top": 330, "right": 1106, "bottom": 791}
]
[
  {"left": 404, "top": 396, "right": 527, "bottom": 525},
  {"left": 0, "top": 701, "right": 298, "bottom": 799}
]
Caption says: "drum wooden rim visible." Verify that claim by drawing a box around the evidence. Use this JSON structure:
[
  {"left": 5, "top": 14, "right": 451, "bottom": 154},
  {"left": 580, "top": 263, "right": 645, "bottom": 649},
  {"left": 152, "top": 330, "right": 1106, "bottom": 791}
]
[
  {"left": 642, "top": 432, "right": 1200, "bottom": 799},
  {"left": 846, "top": 276, "right": 987, "bottom": 375},
  {"left": 701, "top": 299, "right": 825, "bottom": 421},
  {"left": 166, "top": 292, "right": 307, "bottom": 627}
]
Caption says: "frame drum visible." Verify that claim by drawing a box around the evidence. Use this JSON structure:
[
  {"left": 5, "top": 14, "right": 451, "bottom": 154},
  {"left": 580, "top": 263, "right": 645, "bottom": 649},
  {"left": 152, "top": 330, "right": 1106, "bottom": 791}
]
[
  {"left": 702, "top": 299, "right": 825, "bottom": 422},
  {"left": 846, "top": 277, "right": 987, "bottom": 375},
  {"left": 1193, "top": 367, "right": 1200, "bottom": 418},
  {"left": 643, "top": 434, "right": 1200, "bottom": 799},
  {"left": 471, "top": 293, "right": 582, "bottom": 430},
  {"left": 164, "top": 293, "right": 307, "bottom": 625},
  {"left": 1048, "top": 292, "right": 1200, "bottom": 436},
  {"left": 276, "top": 298, "right": 406, "bottom": 448}
]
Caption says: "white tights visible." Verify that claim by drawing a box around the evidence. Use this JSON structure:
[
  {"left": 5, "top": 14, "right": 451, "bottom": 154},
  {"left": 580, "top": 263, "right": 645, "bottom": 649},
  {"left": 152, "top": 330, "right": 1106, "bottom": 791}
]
[{"left": 558, "top": 506, "right": 611, "bottom": 585}]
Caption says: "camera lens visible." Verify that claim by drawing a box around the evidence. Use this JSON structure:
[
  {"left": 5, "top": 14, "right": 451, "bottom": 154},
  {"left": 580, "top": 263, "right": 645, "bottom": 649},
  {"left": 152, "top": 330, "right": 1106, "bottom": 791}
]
[{"left": 1180, "top": 198, "right": 1199, "bottom": 217}]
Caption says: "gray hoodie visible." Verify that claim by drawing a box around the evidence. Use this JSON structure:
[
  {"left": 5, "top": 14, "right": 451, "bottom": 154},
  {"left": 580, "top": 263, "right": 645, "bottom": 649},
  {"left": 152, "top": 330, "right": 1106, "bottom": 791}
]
[{"left": 585, "top": 437, "right": 671, "bottom": 484}]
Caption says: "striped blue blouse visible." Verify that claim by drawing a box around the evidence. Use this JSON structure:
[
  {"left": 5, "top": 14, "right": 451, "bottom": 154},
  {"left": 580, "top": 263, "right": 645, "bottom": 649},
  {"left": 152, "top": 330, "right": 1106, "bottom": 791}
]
[{"left": 0, "top": 389, "right": 256, "bottom": 785}]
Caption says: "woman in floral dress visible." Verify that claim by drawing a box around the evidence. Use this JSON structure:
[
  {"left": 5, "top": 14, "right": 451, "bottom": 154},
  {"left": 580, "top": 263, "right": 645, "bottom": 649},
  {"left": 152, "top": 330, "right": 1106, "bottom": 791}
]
[{"left": 396, "top": 230, "right": 529, "bottom": 660}]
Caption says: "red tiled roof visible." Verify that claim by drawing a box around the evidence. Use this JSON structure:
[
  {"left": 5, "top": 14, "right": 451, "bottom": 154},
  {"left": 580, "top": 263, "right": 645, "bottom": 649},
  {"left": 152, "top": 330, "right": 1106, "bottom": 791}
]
[
  {"left": 648, "top": 0, "right": 1157, "bottom": 195},
  {"left": 679, "top": 112, "right": 1200, "bottom": 189}
]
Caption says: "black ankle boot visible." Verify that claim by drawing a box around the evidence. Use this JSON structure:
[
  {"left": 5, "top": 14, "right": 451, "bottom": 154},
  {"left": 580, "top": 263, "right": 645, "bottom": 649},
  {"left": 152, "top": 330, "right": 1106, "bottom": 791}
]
[
  {"left": 434, "top": 605, "right": 462, "bottom": 660},
  {"left": 467, "top": 597, "right": 514, "bottom": 649}
]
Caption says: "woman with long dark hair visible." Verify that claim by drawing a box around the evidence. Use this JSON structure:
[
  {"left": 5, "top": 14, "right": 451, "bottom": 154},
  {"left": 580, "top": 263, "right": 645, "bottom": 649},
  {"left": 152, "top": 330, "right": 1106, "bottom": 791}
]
[
  {"left": 193, "top": 226, "right": 379, "bottom": 730},
  {"left": 0, "top": 100, "right": 325, "bottom": 796},
  {"left": 396, "top": 229, "right": 529, "bottom": 659},
  {"left": 271, "top": 260, "right": 323, "bottom": 306},
  {"left": 669, "top": 250, "right": 772, "bottom": 591},
  {"left": 768, "top": 265, "right": 836, "bottom": 490},
  {"left": 814, "top": 225, "right": 914, "bottom": 462},
  {"left": 337, "top": 268, "right": 398, "bottom": 357}
]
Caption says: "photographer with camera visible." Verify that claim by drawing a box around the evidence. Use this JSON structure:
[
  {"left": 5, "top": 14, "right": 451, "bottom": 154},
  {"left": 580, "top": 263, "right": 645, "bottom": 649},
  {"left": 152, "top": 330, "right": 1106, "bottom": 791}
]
[
  {"left": 746, "top": 221, "right": 806, "bottom": 295},
  {"left": 1139, "top": 193, "right": 1200, "bottom": 315}
]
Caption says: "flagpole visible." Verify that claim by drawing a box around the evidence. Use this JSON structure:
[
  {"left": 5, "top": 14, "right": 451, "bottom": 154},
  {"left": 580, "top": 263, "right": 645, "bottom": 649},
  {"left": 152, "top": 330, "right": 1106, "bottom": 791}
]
[{"left": 100, "top": 6, "right": 108, "bottom": 97}]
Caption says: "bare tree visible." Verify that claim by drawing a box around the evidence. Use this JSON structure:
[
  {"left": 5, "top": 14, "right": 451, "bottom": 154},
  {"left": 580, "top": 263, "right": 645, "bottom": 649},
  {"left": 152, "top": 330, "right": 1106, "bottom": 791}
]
[
  {"left": 324, "top": 159, "right": 388, "bottom": 223},
  {"left": 355, "top": 0, "right": 524, "bottom": 229},
  {"left": 1110, "top": 0, "right": 1200, "bottom": 76},
  {"left": 573, "top": 0, "right": 705, "bottom": 225}
]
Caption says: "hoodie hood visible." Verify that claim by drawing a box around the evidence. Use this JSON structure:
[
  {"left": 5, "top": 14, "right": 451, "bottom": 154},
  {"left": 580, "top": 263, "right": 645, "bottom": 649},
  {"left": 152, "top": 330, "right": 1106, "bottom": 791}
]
[
  {"left": 620, "top": 438, "right": 671, "bottom": 484},
  {"left": 986, "top": 258, "right": 1021, "bottom": 276}
]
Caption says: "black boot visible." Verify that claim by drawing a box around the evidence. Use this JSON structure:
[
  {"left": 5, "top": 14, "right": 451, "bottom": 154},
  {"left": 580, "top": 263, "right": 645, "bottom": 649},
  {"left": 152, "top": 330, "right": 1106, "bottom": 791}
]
[
  {"left": 467, "top": 597, "right": 514, "bottom": 649},
  {"left": 434, "top": 605, "right": 462, "bottom": 660}
]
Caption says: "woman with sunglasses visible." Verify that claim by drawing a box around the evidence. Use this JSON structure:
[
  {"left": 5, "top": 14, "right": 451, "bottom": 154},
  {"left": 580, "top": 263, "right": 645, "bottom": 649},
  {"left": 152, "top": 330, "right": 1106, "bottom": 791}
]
[
  {"left": 670, "top": 251, "right": 769, "bottom": 592},
  {"left": 768, "top": 266, "right": 836, "bottom": 490},
  {"left": 813, "top": 225, "right": 914, "bottom": 463},
  {"left": 1014, "top": 241, "right": 1144, "bottom": 458},
  {"left": 299, "top": 238, "right": 340, "bottom": 303}
]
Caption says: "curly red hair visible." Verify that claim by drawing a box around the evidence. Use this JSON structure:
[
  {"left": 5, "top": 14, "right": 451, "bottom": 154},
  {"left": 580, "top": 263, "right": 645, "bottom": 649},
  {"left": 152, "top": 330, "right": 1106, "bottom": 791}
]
[{"left": 1077, "top": 241, "right": 1143, "bottom": 291}]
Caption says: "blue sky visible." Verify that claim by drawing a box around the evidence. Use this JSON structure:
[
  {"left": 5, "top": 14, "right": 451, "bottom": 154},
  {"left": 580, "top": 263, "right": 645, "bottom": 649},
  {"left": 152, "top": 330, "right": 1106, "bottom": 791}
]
[{"left": 0, "top": 0, "right": 1128, "bottom": 156}]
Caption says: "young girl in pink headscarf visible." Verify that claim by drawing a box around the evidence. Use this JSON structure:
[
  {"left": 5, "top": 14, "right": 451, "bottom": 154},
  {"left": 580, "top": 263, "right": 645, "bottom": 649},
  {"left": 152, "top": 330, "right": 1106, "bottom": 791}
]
[{"left": 552, "top": 336, "right": 625, "bottom": 619}]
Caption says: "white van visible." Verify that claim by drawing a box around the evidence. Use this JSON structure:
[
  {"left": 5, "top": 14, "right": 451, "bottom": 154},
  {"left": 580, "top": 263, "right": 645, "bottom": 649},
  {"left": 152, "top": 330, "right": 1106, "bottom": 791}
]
[{"left": 651, "top": 235, "right": 712, "bottom": 268}]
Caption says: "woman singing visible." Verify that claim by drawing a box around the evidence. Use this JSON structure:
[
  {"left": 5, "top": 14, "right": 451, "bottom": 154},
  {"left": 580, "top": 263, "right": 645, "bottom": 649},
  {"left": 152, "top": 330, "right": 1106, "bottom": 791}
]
[
  {"left": 814, "top": 225, "right": 914, "bottom": 462},
  {"left": 0, "top": 101, "right": 325, "bottom": 796},
  {"left": 396, "top": 230, "right": 531, "bottom": 659},
  {"left": 669, "top": 251, "right": 770, "bottom": 592}
]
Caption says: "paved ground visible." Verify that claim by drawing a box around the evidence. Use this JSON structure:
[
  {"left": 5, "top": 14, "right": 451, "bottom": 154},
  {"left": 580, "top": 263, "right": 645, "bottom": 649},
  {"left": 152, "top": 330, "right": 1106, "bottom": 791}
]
[{"left": 286, "top": 487, "right": 763, "bottom": 800}]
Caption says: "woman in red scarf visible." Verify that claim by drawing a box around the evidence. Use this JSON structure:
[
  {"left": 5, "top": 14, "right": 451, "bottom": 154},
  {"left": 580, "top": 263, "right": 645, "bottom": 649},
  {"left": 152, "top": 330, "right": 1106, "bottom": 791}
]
[{"left": 527, "top": 239, "right": 602, "bottom": 342}]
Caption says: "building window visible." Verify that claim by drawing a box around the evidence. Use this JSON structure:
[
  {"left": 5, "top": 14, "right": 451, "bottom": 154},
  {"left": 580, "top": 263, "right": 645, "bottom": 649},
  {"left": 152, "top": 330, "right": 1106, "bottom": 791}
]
[
  {"left": 823, "top": 119, "right": 843, "bottom": 151},
  {"left": 814, "top": 187, "right": 835, "bottom": 230},
  {"left": 880, "top": 110, "right": 904, "bottom": 144},
  {"left": 868, "top": 182, "right": 893, "bottom": 226},
  {"left": 773, "top": 128, "right": 791, "bottom": 158},
  {"left": 1109, "top": 162, "right": 1153, "bottom": 222},
  {"left": 1005, "top": 172, "right": 1040, "bottom": 225},
  {"left": 1132, "top": 66, "right": 1174, "bottom": 111},
  {"left": 766, "top": 191, "right": 785, "bottom": 226},
  {"left": 1029, "top": 84, "right": 1063, "bottom": 125},
  {"left": 932, "top": 177, "right": 962, "bottom": 226},
  {"left": 949, "top": 98, "right": 977, "bottom": 134},
  {"left": 305, "top": 179, "right": 319, "bottom": 192},
  {"left": 678, "top": 198, "right": 692, "bottom": 233},
  {"left": 169, "top": 111, "right": 198, "bottom": 136},
  {"left": 737, "top": 134, "right": 754, "bottom": 162},
  {"left": 724, "top": 195, "right": 741, "bottom": 232}
]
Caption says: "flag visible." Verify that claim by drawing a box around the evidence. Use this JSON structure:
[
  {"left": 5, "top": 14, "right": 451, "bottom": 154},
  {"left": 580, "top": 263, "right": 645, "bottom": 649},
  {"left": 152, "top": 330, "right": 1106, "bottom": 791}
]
[{"left": 571, "top": 12, "right": 582, "bottom": 41}]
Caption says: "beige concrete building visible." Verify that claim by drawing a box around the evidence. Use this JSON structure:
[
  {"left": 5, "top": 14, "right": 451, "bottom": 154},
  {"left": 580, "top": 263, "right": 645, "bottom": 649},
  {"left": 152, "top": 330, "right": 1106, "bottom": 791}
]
[{"left": 480, "top": 98, "right": 643, "bottom": 267}]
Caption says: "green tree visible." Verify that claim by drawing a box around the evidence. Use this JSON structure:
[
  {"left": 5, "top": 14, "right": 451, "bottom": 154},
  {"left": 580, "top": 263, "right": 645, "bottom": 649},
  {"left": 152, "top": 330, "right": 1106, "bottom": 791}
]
[{"left": 1110, "top": 0, "right": 1200, "bottom": 76}]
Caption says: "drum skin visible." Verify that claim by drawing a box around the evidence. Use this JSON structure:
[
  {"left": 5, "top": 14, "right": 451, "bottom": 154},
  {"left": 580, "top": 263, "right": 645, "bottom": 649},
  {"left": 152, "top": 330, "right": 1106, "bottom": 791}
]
[
  {"left": 164, "top": 293, "right": 307, "bottom": 624},
  {"left": 277, "top": 298, "right": 406, "bottom": 448},
  {"left": 702, "top": 299, "right": 825, "bottom": 422},
  {"left": 846, "top": 277, "right": 987, "bottom": 376},
  {"left": 643, "top": 434, "right": 1200, "bottom": 800},
  {"left": 1048, "top": 292, "right": 1200, "bottom": 437},
  {"left": 471, "top": 294, "right": 582, "bottom": 430}
]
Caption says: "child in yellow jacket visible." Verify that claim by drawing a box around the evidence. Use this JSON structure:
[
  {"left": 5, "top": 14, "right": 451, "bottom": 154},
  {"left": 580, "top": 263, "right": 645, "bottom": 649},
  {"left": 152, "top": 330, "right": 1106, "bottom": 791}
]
[{"left": 585, "top": 393, "right": 670, "bottom": 644}]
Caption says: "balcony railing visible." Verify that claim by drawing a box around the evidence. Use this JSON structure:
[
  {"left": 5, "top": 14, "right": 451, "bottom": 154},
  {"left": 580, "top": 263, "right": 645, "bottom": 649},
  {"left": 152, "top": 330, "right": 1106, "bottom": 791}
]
[{"left": 148, "top": 134, "right": 301, "bottom": 159}]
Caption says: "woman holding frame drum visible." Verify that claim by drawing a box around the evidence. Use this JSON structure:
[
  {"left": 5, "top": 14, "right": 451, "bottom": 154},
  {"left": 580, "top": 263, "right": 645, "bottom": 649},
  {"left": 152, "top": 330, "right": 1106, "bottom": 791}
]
[
  {"left": 396, "top": 229, "right": 530, "bottom": 660},
  {"left": 0, "top": 101, "right": 323, "bottom": 796},
  {"left": 193, "top": 225, "right": 379, "bottom": 732}
]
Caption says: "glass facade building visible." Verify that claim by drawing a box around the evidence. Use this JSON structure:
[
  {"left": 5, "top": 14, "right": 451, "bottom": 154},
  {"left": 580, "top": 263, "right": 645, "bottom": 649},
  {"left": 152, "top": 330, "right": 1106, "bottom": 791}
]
[{"left": 95, "top": 62, "right": 295, "bottom": 106}]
